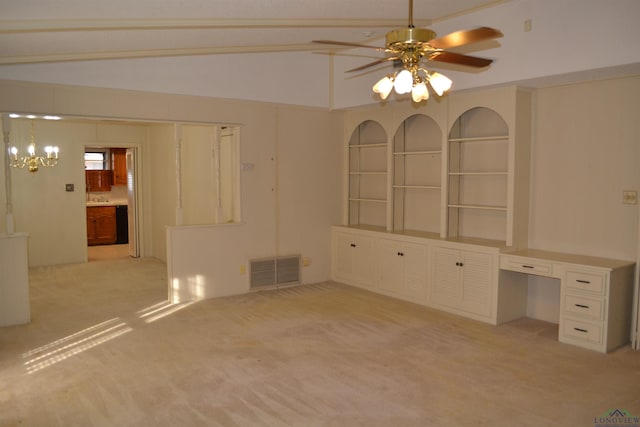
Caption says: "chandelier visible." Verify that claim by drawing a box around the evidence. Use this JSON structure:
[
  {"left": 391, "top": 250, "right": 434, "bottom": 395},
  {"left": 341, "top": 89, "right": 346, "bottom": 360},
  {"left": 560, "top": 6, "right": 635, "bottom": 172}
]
[{"left": 9, "top": 120, "right": 59, "bottom": 172}]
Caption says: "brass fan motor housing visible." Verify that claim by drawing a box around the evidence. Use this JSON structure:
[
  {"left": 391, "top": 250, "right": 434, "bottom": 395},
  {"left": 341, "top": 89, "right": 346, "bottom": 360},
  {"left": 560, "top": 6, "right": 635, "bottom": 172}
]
[{"left": 385, "top": 28, "right": 437, "bottom": 50}]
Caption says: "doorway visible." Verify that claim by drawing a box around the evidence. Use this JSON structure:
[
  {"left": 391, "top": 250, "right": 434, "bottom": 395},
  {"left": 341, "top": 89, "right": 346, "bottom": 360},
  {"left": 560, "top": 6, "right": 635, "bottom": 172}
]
[{"left": 85, "top": 146, "right": 139, "bottom": 262}]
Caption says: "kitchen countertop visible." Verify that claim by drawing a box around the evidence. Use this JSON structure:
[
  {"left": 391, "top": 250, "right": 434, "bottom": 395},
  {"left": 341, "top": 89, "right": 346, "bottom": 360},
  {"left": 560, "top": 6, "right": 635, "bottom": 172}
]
[{"left": 86, "top": 200, "right": 128, "bottom": 207}]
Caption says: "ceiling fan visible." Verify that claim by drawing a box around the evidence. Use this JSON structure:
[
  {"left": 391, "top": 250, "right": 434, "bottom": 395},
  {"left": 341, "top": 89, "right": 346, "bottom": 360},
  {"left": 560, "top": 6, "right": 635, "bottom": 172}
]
[{"left": 312, "top": 0, "right": 503, "bottom": 102}]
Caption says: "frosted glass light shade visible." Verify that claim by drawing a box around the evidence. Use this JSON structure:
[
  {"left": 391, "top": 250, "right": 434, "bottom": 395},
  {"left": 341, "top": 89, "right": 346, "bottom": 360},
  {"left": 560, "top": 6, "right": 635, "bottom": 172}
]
[
  {"left": 394, "top": 69, "right": 413, "bottom": 94},
  {"left": 373, "top": 76, "right": 394, "bottom": 100},
  {"left": 411, "top": 82, "right": 429, "bottom": 102},
  {"left": 429, "top": 72, "right": 452, "bottom": 96}
]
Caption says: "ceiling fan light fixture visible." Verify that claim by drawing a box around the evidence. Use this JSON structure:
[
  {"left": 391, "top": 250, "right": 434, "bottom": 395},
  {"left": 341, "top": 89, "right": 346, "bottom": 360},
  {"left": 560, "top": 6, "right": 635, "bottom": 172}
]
[
  {"left": 411, "top": 82, "right": 429, "bottom": 102},
  {"left": 428, "top": 72, "right": 453, "bottom": 97},
  {"left": 394, "top": 69, "right": 413, "bottom": 95},
  {"left": 373, "top": 75, "right": 394, "bottom": 100}
]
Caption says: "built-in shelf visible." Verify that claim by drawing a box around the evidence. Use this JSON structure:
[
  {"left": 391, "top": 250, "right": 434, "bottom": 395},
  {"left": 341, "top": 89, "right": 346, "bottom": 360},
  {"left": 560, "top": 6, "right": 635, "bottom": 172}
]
[
  {"left": 349, "top": 120, "right": 388, "bottom": 229},
  {"left": 448, "top": 172, "right": 508, "bottom": 176},
  {"left": 350, "top": 143, "right": 387, "bottom": 148},
  {"left": 393, "top": 185, "right": 441, "bottom": 190},
  {"left": 393, "top": 150, "right": 442, "bottom": 156},
  {"left": 448, "top": 135, "right": 509, "bottom": 143},
  {"left": 349, "top": 198, "right": 387, "bottom": 203},
  {"left": 448, "top": 204, "right": 507, "bottom": 211}
]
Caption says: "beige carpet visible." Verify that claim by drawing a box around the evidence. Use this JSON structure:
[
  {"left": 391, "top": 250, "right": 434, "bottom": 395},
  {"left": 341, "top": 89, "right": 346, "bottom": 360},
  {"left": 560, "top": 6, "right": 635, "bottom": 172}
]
[{"left": 1, "top": 257, "right": 639, "bottom": 426}]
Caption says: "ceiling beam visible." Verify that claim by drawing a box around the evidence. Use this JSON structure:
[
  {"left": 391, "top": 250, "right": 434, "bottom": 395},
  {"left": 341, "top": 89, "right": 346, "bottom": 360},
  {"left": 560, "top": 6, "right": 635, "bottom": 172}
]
[
  {"left": 0, "top": 44, "right": 343, "bottom": 65},
  {"left": 0, "top": 18, "right": 433, "bottom": 33}
]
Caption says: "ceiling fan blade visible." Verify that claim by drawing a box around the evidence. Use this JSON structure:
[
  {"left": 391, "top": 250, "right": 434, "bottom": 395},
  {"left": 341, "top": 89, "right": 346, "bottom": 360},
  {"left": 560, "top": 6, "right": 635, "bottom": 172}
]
[
  {"left": 312, "top": 40, "right": 384, "bottom": 50},
  {"left": 428, "top": 27, "right": 503, "bottom": 50},
  {"left": 347, "top": 56, "right": 400, "bottom": 72},
  {"left": 428, "top": 51, "right": 493, "bottom": 68}
]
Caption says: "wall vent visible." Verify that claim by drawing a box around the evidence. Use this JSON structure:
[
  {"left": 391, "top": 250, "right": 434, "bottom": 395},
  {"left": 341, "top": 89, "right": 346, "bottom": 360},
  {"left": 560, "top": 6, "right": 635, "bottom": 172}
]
[{"left": 250, "top": 255, "right": 301, "bottom": 289}]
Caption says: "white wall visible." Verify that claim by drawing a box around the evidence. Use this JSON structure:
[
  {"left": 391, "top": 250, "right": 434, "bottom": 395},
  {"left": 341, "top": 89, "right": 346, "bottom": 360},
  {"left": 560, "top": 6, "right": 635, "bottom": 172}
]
[
  {"left": 167, "top": 105, "right": 343, "bottom": 301},
  {"left": 525, "top": 75, "right": 640, "bottom": 322},
  {"left": 0, "top": 117, "right": 149, "bottom": 266}
]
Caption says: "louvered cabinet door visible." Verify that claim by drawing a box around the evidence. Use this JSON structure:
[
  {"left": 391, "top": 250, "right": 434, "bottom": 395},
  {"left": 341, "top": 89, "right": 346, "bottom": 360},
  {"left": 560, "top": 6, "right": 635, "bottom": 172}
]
[
  {"left": 431, "top": 246, "right": 495, "bottom": 318},
  {"left": 459, "top": 251, "right": 493, "bottom": 317},
  {"left": 431, "top": 247, "right": 462, "bottom": 309}
]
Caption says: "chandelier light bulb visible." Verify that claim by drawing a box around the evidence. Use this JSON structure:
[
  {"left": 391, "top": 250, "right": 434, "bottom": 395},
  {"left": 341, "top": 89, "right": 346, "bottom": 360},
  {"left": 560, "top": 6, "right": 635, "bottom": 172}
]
[
  {"left": 373, "top": 76, "right": 394, "bottom": 100},
  {"left": 394, "top": 69, "right": 413, "bottom": 95},
  {"left": 429, "top": 72, "right": 453, "bottom": 96}
]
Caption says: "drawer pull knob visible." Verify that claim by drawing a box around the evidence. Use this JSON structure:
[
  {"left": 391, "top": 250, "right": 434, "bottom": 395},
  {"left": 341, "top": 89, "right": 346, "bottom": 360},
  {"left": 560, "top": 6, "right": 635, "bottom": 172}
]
[
  {"left": 574, "top": 327, "right": 588, "bottom": 333},
  {"left": 522, "top": 265, "right": 535, "bottom": 269},
  {"left": 575, "top": 304, "right": 590, "bottom": 309},
  {"left": 350, "top": 243, "right": 356, "bottom": 248},
  {"left": 576, "top": 279, "right": 591, "bottom": 284}
]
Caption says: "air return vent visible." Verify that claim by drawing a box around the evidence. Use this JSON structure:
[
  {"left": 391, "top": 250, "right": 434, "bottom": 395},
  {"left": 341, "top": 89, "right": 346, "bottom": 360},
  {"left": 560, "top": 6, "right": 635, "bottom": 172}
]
[{"left": 250, "top": 255, "right": 301, "bottom": 289}]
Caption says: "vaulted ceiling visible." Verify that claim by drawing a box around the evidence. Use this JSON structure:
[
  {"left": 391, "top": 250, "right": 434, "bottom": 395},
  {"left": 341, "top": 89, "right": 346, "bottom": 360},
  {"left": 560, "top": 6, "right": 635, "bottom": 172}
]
[{"left": 1, "top": 0, "right": 639, "bottom": 109}]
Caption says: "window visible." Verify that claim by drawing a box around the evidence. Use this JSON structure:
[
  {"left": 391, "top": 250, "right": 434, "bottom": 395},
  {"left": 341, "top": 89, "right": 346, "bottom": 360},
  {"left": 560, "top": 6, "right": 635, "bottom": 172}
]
[{"left": 84, "top": 151, "right": 107, "bottom": 170}]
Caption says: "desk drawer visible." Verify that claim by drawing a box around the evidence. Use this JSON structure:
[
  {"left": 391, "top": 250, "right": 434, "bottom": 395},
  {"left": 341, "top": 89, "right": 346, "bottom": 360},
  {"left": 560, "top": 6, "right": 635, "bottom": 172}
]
[
  {"left": 563, "top": 294, "right": 604, "bottom": 321},
  {"left": 565, "top": 270, "right": 605, "bottom": 295},
  {"left": 500, "top": 256, "right": 553, "bottom": 276},
  {"left": 561, "top": 318, "right": 603, "bottom": 344}
]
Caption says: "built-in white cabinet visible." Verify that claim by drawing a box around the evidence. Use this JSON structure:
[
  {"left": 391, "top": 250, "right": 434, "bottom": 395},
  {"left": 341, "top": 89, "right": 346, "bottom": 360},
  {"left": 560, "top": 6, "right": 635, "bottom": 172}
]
[
  {"left": 500, "top": 249, "right": 635, "bottom": 353},
  {"left": 559, "top": 265, "right": 634, "bottom": 353},
  {"left": 335, "top": 86, "right": 634, "bottom": 354},
  {"left": 348, "top": 120, "right": 387, "bottom": 229},
  {"left": 375, "top": 237, "right": 428, "bottom": 302},
  {"left": 392, "top": 114, "right": 443, "bottom": 234},
  {"left": 332, "top": 230, "right": 375, "bottom": 289},
  {"left": 431, "top": 245, "right": 497, "bottom": 320}
]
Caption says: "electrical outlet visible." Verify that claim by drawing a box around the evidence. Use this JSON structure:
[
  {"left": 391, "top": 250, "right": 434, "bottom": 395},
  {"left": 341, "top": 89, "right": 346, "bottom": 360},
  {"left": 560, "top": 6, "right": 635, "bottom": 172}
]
[
  {"left": 524, "top": 19, "right": 532, "bottom": 32},
  {"left": 239, "top": 264, "right": 246, "bottom": 275},
  {"left": 302, "top": 257, "right": 311, "bottom": 267},
  {"left": 623, "top": 191, "right": 637, "bottom": 205},
  {"left": 65, "top": 183, "right": 74, "bottom": 192}
]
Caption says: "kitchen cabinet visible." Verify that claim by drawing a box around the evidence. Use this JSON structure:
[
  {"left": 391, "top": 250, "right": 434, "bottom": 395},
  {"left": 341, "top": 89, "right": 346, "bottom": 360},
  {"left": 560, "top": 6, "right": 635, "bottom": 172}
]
[
  {"left": 111, "top": 148, "right": 127, "bottom": 185},
  {"left": 431, "top": 245, "right": 496, "bottom": 319},
  {"left": 87, "top": 206, "right": 117, "bottom": 245},
  {"left": 375, "top": 237, "right": 427, "bottom": 302},
  {"left": 86, "top": 170, "right": 112, "bottom": 192}
]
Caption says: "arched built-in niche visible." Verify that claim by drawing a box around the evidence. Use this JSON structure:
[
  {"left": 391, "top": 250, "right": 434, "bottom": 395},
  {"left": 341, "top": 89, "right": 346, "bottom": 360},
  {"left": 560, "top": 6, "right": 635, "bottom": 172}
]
[
  {"left": 447, "top": 107, "right": 509, "bottom": 242},
  {"left": 348, "top": 120, "right": 387, "bottom": 228},
  {"left": 392, "top": 114, "right": 443, "bottom": 234}
]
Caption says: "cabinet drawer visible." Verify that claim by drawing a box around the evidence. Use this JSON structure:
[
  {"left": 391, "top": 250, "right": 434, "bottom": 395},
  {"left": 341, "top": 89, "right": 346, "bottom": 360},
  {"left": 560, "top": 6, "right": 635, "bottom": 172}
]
[
  {"left": 565, "top": 270, "right": 605, "bottom": 295},
  {"left": 500, "top": 256, "right": 553, "bottom": 276},
  {"left": 561, "top": 318, "right": 602, "bottom": 344},
  {"left": 563, "top": 294, "right": 604, "bottom": 321}
]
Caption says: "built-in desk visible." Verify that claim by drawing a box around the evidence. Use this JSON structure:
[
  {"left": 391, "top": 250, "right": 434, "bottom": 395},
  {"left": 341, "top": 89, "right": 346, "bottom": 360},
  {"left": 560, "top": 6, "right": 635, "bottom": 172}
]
[{"left": 500, "top": 249, "right": 635, "bottom": 353}]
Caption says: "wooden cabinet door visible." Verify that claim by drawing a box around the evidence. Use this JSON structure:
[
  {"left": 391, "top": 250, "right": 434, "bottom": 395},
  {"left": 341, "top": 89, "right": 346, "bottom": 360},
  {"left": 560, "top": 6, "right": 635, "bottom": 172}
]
[
  {"left": 86, "top": 170, "right": 112, "bottom": 192},
  {"left": 111, "top": 148, "right": 127, "bottom": 185},
  {"left": 87, "top": 207, "right": 117, "bottom": 245}
]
